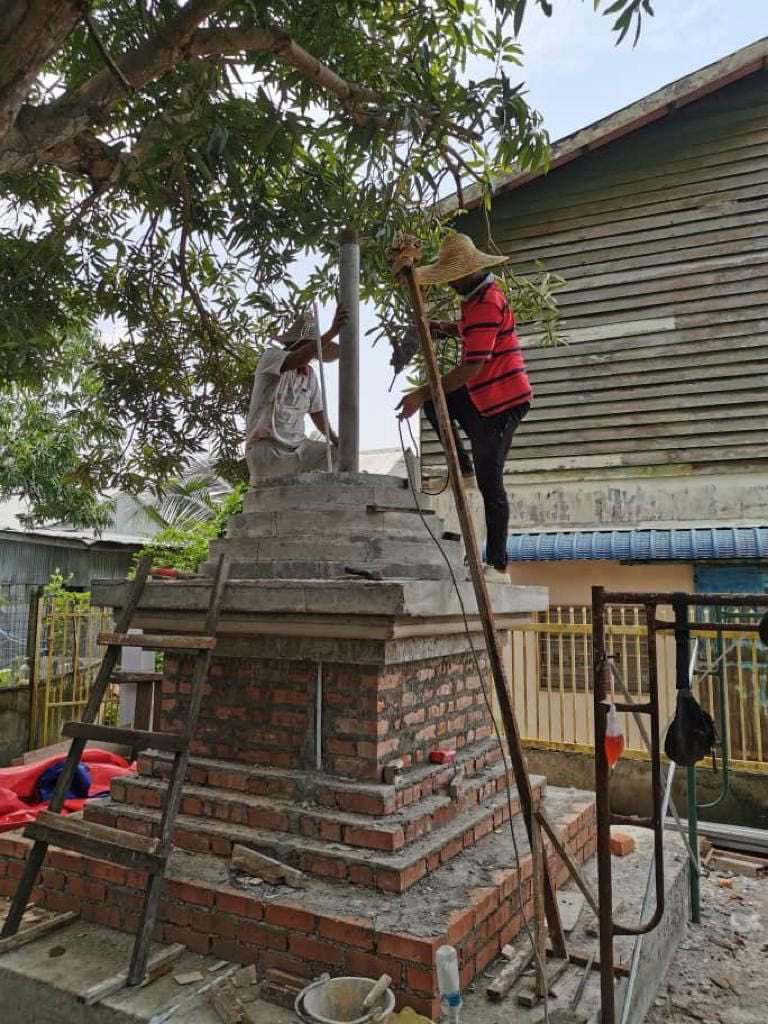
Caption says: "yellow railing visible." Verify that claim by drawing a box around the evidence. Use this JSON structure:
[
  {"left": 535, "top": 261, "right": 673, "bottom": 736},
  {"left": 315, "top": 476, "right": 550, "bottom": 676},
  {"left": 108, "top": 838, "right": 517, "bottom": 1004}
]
[
  {"left": 506, "top": 605, "right": 768, "bottom": 773},
  {"left": 29, "top": 594, "right": 116, "bottom": 749}
]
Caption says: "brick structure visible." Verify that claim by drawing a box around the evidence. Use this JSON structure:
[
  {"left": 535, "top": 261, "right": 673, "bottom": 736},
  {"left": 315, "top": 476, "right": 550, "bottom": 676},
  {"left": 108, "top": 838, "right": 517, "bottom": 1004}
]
[
  {"left": 0, "top": 474, "right": 597, "bottom": 1015},
  {"left": 162, "top": 651, "right": 493, "bottom": 779}
]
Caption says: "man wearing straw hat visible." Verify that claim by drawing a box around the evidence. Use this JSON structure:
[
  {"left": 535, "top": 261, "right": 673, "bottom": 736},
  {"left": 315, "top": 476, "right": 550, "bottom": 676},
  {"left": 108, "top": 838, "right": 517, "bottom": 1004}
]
[
  {"left": 397, "top": 234, "right": 531, "bottom": 583},
  {"left": 245, "top": 306, "right": 346, "bottom": 484}
]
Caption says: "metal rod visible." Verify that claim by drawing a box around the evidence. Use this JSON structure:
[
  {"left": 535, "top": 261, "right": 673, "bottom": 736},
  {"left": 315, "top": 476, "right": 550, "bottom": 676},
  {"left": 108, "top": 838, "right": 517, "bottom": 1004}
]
[
  {"left": 394, "top": 248, "right": 566, "bottom": 958},
  {"left": 313, "top": 304, "right": 333, "bottom": 473},
  {"left": 653, "top": 620, "right": 759, "bottom": 634},
  {"left": 698, "top": 624, "right": 731, "bottom": 811},
  {"left": 592, "top": 585, "right": 615, "bottom": 1024},
  {"left": 338, "top": 228, "right": 359, "bottom": 473},
  {"left": 315, "top": 661, "right": 323, "bottom": 771}
]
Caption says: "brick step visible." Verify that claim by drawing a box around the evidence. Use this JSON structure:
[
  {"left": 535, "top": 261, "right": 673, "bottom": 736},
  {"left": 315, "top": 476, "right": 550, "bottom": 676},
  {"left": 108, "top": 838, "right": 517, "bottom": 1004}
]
[
  {"left": 0, "top": 788, "right": 597, "bottom": 1022},
  {"left": 138, "top": 737, "right": 510, "bottom": 817},
  {"left": 84, "top": 776, "right": 547, "bottom": 892},
  {"left": 138, "top": 737, "right": 512, "bottom": 815},
  {"left": 198, "top": 558, "right": 451, "bottom": 581},
  {"left": 227, "top": 508, "right": 448, "bottom": 539},
  {"left": 110, "top": 762, "right": 546, "bottom": 854},
  {"left": 208, "top": 533, "right": 463, "bottom": 563},
  {"left": 241, "top": 475, "right": 419, "bottom": 515}
]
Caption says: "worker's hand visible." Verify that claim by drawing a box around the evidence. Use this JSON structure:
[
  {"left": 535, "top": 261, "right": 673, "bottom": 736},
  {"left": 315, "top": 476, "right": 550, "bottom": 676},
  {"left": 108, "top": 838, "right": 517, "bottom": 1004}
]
[
  {"left": 330, "top": 430, "right": 339, "bottom": 447},
  {"left": 429, "top": 319, "right": 455, "bottom": 338},
  {"left": 329, "top": 304, "right": 349, "bottom": 338},
  {"left": 396, "top": 388, "right": 426, "bottom": 420}
]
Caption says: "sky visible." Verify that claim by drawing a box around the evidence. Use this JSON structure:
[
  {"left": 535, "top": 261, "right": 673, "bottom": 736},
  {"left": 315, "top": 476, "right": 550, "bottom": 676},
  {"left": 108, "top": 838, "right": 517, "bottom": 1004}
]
[{"left": 304, "top": 0, "right": 768, "bottom": 454}]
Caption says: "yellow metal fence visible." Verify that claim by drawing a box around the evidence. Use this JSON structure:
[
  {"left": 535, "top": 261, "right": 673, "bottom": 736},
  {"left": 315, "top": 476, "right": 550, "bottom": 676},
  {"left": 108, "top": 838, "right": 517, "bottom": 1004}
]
[
  {"left": 29, "top": 594, "right": 116, "bottom": 749},
  {"left": 507, "top": 606, "right": 768, "bottom": 773}
]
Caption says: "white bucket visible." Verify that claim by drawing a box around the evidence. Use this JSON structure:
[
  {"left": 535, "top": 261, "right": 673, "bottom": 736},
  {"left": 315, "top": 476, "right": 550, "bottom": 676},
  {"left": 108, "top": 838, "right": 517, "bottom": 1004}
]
[{"left": 295, "top": 975, "right": 396, "bottom": 1024}]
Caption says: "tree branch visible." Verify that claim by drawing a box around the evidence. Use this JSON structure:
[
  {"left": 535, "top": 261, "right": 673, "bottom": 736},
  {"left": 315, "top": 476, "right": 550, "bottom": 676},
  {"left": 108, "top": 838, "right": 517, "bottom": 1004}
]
[
  {"left": 84, "top": 12, "right": 134, "bottom": 95},
  {"left": 0, "top": 7, "right": 479, "bottom": 179},
  {"left": 0, "top": 0, "right": 87, "bottom": 144}
]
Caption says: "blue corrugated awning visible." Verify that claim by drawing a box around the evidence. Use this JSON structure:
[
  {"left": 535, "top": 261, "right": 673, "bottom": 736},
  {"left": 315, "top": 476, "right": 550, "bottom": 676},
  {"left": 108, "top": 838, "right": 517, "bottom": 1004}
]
[{"left": 506, "top": 527, "right": 768, "bottom": 562}]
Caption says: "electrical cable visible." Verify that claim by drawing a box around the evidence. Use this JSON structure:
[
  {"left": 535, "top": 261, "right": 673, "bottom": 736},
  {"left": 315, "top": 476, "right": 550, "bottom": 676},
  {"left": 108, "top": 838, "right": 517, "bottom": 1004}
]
[{"left": 397, "top": 419, "right": 551, "bottom": 1023}]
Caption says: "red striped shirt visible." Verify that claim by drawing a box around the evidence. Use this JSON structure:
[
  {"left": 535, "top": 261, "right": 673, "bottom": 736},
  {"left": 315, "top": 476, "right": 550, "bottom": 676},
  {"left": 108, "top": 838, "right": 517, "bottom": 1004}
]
[{"left": 459, "top": 278, "right": 532, "bottom": 416}]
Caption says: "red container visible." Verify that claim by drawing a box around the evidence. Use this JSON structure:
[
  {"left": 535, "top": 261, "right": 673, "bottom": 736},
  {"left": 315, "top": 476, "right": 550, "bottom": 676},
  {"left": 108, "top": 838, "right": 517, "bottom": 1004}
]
[{"left": 429, "top": 749, "right": 456, "bottom": 765}]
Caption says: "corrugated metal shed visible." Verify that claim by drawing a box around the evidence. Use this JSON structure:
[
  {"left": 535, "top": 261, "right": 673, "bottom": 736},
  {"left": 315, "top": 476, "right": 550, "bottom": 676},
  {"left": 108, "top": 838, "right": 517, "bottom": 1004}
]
[{"left": 507, "top": 526, "right": 768, "bottom": 562}]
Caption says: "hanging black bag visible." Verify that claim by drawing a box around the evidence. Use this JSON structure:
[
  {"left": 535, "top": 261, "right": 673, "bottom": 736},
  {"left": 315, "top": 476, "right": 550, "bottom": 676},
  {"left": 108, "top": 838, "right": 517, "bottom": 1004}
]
[{"left": 664, "top": 688, "right": 717, "bottom": 768}]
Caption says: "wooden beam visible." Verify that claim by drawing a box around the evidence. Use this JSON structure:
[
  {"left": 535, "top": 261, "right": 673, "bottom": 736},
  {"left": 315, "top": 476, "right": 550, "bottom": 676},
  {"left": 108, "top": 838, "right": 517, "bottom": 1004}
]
[{"left": 0, "top": 911, "right": 78, "bottom": 954}]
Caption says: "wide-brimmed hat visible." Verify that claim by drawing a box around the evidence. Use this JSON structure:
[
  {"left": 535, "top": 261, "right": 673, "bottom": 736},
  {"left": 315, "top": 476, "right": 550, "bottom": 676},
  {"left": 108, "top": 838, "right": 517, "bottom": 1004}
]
[
  {"left": 277, "top": 309, "right": 318, "bottom": 347},
  {"left": 414, "top": 233, "right": 509, "bottom": 286},
  {"left": 276, "top": 309, "right": 339, "bottom": 363}
]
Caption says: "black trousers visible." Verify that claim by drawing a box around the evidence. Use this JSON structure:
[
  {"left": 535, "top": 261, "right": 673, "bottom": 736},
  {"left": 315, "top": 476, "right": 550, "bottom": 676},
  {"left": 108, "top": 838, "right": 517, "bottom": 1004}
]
[{"left": 423, "top": 389, "right": 529, "bottom": 569}]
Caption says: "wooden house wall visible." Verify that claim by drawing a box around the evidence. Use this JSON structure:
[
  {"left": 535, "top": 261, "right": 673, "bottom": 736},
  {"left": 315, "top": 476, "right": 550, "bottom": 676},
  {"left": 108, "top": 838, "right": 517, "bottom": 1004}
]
[{"left": 421, "top": 73, "right": 768, "bottom": 478}]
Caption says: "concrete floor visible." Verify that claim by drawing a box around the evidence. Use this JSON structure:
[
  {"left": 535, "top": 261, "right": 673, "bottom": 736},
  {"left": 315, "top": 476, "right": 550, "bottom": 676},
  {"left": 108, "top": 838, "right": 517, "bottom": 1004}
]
[{"left": 0, "top": 826, "right": 688, "bottom": 1024}]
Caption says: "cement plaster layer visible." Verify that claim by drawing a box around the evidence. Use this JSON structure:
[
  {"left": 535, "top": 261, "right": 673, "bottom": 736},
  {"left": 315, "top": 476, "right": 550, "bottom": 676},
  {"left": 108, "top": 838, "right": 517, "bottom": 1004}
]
[{"left": 91, "top": 577, "right": 547, "bottom": 619}]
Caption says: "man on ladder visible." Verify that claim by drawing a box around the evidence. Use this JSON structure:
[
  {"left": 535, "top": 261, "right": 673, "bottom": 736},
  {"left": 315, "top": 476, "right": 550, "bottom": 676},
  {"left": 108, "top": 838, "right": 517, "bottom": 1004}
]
[
  {"left": 245, "top": 305, "right": 346, "bottom": 483},
  {"left": 396, "top": 234, "right": 532, "bottom": 584}
]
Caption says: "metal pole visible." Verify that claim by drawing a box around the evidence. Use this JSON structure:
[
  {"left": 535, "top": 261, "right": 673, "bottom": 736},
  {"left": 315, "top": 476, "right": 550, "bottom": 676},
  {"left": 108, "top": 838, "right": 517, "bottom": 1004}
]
[
  {"left": 313, "top": 304, "right": 333, "bottom": 473},
  {"left": 672, "top": 592, "right": 701, "bottom": 924},
  {"left": 338, "top": 228, "right": 359, "bottom": 473},
  {"left": 592, "top": 585, "right": 615, "bottom": 1024}
]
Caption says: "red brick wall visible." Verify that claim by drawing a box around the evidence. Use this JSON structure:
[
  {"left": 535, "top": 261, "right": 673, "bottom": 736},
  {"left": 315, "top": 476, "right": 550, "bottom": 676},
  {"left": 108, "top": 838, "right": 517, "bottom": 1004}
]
[
  {"left": 0, "top": 802, "right": 596, "bottom": 1021},
  {"left": 161, "top": 650, "right": 493, "bottom": 782}
]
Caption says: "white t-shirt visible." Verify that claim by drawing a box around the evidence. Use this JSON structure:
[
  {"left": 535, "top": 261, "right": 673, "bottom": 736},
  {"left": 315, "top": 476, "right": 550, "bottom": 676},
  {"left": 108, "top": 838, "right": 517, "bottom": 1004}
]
[{"left": 245, "top": 347, "right": 322, "bottom": 449}]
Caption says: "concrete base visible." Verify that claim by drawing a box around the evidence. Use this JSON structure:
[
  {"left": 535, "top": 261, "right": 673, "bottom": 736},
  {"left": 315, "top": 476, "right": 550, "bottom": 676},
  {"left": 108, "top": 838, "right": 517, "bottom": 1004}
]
[{"left": 0, "top": 822, "right": 688, "bottom": 1024}]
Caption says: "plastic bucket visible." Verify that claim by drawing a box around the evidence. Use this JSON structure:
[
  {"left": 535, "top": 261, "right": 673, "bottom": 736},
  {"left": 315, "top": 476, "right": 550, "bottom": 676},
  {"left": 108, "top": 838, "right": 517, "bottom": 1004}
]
[{"left": 295, "top": 976, "right": 396, "bottom": 1024}]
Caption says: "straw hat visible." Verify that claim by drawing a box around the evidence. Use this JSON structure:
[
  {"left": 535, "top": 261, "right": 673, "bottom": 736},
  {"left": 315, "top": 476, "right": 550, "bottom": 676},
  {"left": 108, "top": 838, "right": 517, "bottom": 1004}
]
[
  {"left": 414, "top": 233, "right": 509, "bottom": 286},
  {"left": 277, "top": 309, "right": 318, "bottom": 347},
  {"left": 276, "top": 309, "right": 340, "bottom": 362}
]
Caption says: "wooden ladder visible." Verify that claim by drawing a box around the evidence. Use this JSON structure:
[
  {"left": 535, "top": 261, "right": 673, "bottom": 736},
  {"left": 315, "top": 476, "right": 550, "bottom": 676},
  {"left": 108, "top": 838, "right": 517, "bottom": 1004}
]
[{"left": 0, "top": 552, "right": 230, "bottom": 987}]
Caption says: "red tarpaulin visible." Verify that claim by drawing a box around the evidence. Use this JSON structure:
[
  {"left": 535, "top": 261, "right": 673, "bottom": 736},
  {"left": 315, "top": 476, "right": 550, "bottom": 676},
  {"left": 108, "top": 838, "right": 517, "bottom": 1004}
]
[{"left": 0, "top": 749, "right": 135, "bottom": 833}]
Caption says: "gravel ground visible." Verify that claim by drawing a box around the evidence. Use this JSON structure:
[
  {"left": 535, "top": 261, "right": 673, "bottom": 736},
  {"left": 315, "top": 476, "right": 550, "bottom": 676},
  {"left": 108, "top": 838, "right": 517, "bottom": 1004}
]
[{"left": 644, "top": 865, "right": 768, "bottom": 1024}]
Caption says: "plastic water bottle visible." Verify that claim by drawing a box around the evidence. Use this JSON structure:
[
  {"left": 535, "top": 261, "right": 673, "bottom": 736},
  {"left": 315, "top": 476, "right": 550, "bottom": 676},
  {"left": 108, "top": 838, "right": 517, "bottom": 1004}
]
[{"left": 435, "top": 945, "right": 462, "bottom": 1022}]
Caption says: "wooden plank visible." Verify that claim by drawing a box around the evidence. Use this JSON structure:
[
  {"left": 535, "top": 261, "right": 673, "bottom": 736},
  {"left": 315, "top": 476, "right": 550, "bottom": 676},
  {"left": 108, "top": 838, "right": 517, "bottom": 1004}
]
[
  {"left": 508, "top": 192, "right": 768, "bottom": 258},
  {"left": 98, "top": 632, "right": 216, "bottom": 651},
  {"left": 0, "top": 912, "right": 78, "bottom": 955},
  {"left": 549, "top": 946, "right": 631, "bottom": 979},
  {"left": 62, "top": 721, "right": 187, "bottom": 754},
  {"left": 517, "top": 387, "right": 768, "bottom": 422},
  {"left": 81, "top": 943, "right": 186, "bottom": 1004},
  {"left": 111, "top": 671, "right": 163, "bottom": 685},
  {"left": 517, "top": 957, "right": 569, "bottom": 1007},
  {"left": 499, "top": 162, "right": 768, "bottom": 235},
  {"left": 508, "top": 206, "right": 768, "bottom": 270},
  {"left": 231, "top": 844, "right": 305, "bottom": 887},
  {"left": 537, "top": 811, "right": 600, "bottom": 919},
  {"left": 557, "top": 260, "right": 768, "bottom": 311},
  {"left": 25, "top": 811, "right": 162, "bottom": 873},
  {"left": 501, "top": 138, "right": 768, "bottom": 235},
  {"left": 505, "top": 410, "right": 768, "bottom": 443},
  {"left": 530, "top": 814, "right": 548, "bottom": 998},
  {"left": 555, "top": 275, "right": 768, "bottom": 324},
  {"left": 487, "top": 944, "right": 533, "bottom": 1002},
  {"left": 516, "top": 230, "right": 768, "bottom": 285}
]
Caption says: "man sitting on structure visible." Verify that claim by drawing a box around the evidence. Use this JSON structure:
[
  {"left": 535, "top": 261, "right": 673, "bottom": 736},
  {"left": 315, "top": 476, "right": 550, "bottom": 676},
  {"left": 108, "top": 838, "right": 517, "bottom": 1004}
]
[
  {"left": 245, "top": 306, "right": 346, "bottom": 484},
  {"left": 396, "top": 234, "right": 531, "bottom": 583}
]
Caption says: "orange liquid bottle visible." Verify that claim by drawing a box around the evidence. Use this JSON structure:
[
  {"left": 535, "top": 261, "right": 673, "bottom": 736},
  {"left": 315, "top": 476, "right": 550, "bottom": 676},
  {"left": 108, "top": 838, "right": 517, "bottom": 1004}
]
[{"left": 604, "top": 700, "right": 624, "bottom": 767}]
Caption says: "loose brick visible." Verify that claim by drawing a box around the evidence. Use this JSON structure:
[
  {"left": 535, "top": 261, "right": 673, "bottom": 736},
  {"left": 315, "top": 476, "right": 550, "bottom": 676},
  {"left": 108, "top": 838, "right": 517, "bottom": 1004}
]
[{"left": 610, "top": 831, "right": 636, "bottom": 857}]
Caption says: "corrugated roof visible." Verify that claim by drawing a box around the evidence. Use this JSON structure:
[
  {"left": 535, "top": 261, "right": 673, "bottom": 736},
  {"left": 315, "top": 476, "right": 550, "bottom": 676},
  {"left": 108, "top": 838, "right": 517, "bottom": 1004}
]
[{"left": 507, "top": 527, "right": 768, "bottom": 562}]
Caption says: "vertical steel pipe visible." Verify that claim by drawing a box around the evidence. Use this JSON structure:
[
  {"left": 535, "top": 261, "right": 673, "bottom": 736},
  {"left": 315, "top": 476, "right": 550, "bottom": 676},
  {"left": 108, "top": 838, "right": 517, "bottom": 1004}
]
[{"left": 338, "top": 228, "right": 360, "bottom": 473}]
